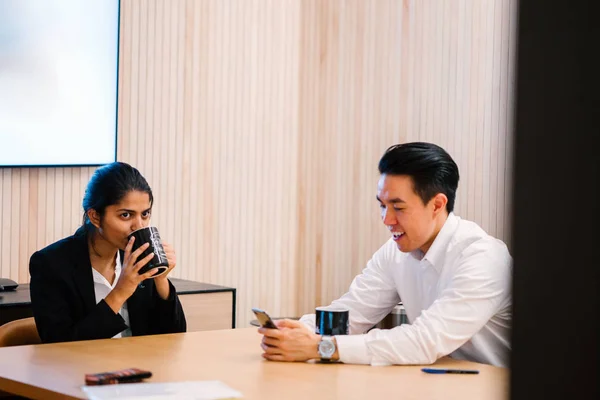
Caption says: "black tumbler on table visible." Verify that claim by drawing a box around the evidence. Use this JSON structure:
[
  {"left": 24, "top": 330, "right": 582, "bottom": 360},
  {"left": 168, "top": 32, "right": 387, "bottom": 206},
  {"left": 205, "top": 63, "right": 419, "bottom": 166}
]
[{"left": 315, "top": 306, "right": 350, "bottom": 336}]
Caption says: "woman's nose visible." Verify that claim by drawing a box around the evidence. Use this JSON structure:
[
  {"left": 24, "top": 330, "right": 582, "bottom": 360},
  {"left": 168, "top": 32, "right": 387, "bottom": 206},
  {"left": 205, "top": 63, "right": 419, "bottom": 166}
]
[{"left": 131, "top": 216, "right": 144, "bottom": 231}]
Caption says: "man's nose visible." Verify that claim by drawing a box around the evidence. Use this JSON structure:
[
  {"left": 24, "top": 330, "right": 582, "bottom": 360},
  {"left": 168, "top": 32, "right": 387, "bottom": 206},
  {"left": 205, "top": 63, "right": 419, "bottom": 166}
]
[{"left": 382, "top": 207, "right": 397, "bottom": 226}]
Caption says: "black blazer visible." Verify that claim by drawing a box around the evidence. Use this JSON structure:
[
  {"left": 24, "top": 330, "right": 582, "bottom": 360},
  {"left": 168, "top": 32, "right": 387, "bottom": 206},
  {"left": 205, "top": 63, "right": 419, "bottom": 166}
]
[{"left": 29, "top": 227, "right": 186, "bottom": 343}]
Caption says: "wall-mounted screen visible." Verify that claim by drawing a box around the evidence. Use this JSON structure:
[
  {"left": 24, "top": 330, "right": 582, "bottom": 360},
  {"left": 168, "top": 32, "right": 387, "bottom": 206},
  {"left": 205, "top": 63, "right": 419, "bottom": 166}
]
[{"left": 0, "top": 0, "right": 119, "bottom": 167}]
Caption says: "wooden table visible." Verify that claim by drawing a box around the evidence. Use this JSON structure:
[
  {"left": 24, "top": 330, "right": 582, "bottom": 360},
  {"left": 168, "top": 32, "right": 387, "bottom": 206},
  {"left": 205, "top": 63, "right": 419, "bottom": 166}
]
[
  {"left": 0, "top": 278, "right": 236, "bottom": 331},
  {"left": 0, "top": 328, "right": 508, "bottom": 400}
]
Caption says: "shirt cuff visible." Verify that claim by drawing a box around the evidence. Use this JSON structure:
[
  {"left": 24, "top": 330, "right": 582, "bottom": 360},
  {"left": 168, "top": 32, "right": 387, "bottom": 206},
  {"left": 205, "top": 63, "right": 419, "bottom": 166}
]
[{"left": 335, "top": 334, "right": 372, "bottom": 365}]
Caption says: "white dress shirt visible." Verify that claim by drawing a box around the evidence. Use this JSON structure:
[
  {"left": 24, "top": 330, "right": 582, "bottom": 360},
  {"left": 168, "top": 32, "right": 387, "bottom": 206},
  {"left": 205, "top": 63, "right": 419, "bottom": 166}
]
[
  {"left": 300, "top": 213, "right": 512, "bottom": 367},
  {"left": 91, "top": 252, "right": 132, "bottom": 338}
]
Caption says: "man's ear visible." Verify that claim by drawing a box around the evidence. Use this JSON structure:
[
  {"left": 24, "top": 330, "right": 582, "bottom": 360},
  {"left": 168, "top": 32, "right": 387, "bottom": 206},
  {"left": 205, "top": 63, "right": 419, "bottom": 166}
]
[
  {"left": 87, "top": 209, "right": 101, "bottom": 229},
  {"left": 431, "top": 193, "right": 448, "bottom": 216}
]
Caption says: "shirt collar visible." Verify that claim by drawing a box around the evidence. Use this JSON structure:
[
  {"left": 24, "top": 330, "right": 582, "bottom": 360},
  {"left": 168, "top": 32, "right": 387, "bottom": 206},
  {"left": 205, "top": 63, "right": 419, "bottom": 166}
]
[{"left": 419, "top": 212, "right": 459, "bottom": 273}]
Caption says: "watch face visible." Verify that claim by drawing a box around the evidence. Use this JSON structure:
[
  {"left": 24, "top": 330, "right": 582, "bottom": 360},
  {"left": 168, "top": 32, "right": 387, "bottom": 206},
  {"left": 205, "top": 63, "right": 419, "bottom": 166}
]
[{"left": 319, "top": 339, "right": 336, "bottom": 358}]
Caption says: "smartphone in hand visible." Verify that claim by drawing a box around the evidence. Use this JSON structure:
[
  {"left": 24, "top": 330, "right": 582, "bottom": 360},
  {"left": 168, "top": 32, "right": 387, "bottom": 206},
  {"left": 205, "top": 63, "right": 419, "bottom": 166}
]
[{"left": 252, "top": 307, "right": 279, "bottom": 329}]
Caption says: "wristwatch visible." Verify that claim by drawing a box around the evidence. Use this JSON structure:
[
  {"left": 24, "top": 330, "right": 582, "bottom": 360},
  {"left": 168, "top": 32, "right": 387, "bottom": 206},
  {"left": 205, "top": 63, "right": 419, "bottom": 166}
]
[{"left": 318, "top": 335, "right": 336, "bottom": 362}]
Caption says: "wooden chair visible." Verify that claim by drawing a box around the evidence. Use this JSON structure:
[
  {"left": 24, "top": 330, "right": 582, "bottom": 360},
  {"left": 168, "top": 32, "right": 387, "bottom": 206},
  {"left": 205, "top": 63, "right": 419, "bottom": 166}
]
[{"left": 0, "top": 317, "right": 41, "bottom": 347}]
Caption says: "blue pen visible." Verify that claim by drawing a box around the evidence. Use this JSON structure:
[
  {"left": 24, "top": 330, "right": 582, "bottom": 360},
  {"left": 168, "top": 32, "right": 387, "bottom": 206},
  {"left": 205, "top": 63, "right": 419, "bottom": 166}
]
[{"left": 421, "top": 368, "right": 479, "bottom": 374}]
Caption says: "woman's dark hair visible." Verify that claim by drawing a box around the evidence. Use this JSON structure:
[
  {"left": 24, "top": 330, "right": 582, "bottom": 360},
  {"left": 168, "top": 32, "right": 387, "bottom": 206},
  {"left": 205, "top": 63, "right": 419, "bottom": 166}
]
[
  {"left": 378, "top": 142, "right": 460, "bottom": 213},
  {"left": 81, "top": 162, "right": 153, "bottom": 233}
]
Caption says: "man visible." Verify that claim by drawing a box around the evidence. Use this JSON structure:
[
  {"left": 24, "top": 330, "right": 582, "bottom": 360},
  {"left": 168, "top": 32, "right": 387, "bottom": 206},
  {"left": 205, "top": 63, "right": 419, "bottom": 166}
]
[{"left": 259, "top": 142, "right": 512, "bottom": 367}]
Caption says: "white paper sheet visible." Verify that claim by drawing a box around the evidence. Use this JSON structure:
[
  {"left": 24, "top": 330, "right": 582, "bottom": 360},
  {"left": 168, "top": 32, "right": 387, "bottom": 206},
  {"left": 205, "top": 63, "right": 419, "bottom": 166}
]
[{"left": 81, "top": 380, "right": 243, "bottom": 400}]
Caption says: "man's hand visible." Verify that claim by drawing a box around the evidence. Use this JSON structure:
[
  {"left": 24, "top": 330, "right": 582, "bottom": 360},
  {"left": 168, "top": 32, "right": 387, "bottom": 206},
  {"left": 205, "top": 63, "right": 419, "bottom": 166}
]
[{"left": 258, "top": 319, "right": 322, "bottom": 362}]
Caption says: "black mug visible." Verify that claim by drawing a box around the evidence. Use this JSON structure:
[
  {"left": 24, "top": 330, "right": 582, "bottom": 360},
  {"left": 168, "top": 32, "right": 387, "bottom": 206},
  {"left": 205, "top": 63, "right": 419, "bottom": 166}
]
[
  {"left": 127, "top": 226, "right": 169, "bottom": 278},
  {"left": 315, "top": 306, "right": 350, "bottom": 336}
]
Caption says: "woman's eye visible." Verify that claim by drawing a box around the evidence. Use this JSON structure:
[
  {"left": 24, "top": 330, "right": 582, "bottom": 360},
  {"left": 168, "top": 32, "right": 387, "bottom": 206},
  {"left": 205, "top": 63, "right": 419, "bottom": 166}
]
[
  {"left": 142, "top": 211, "right": 151, "bottom": 218},
  {"left": 120, "top": 212, "right": 130, "bottom": 218}
]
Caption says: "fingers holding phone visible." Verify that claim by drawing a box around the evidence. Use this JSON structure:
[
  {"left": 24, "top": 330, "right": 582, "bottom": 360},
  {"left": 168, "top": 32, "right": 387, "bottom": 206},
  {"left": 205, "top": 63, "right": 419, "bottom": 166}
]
[
  {"left": 253, "top": 309, "right": 321, "bottom": 362},
  {"left": 252, "top": 308, "right": 278, "bottom": 330},
  {"left": 253, "top": 308, "right": 280, "bottom": 351}
]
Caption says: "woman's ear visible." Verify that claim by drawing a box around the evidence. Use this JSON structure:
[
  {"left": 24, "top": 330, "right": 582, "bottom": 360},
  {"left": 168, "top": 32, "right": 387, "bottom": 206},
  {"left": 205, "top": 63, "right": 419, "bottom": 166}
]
[{"left": 87, "top": 209, "right": 102, "bottom": 229}]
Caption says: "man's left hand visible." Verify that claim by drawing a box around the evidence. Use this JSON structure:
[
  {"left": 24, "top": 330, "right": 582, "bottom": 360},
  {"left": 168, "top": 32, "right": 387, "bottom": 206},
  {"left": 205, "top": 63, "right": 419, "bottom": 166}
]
[{"left": 259, "top": 319, "right": 321, "bottom": 362}]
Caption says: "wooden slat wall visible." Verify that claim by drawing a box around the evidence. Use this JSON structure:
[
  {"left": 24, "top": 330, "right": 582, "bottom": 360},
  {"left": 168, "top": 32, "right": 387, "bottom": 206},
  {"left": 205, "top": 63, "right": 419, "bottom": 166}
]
[{"left": 0, "top": 0, "right": 517, "bottom": 328}]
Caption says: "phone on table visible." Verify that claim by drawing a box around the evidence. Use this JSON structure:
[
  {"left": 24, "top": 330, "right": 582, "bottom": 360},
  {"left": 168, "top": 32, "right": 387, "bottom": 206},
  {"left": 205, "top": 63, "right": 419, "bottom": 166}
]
[
  {"left": 252, "top": 307, "right": 279, "bottom": 329},
  {"left": 85, "top": 368, "right": 152, "bottom": 385}
]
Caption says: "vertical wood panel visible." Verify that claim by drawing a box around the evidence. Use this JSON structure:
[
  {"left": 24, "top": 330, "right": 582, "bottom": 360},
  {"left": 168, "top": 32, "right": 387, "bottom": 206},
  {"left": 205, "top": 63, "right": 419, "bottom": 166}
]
[
  {"left": 1, "top": 170, "right": 10, "bottom": 281},
  {"left": 0, "top": 0, "right": 517, "bottom": 329}
]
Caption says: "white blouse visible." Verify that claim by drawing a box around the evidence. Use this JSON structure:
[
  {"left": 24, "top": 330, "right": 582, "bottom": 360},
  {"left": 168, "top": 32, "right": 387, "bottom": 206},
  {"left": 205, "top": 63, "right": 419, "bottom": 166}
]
[{"left": 91, "top": 252, "right": 132, "bottom": 338}]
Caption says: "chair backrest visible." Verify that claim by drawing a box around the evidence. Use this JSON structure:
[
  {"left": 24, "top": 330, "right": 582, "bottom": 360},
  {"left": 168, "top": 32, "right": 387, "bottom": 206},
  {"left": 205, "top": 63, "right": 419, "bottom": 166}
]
[{"left": 0, "top": 317, "right": 41, "bottom": 347}]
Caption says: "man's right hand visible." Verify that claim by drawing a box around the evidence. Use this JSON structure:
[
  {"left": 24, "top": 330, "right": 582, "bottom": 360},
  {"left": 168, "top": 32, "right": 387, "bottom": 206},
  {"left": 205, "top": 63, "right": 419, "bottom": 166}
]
[{"left": 105, "top": 237, "right": 158, "bottom": 313}]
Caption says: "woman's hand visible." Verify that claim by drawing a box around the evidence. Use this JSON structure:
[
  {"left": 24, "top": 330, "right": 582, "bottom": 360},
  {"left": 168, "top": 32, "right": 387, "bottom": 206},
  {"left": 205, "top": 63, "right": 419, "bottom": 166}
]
[
  {"left": 156, "top": 242, "right": 177, "bottom": 279},
  {"left": 153, "top": 242, "right": 177, "bottom": 300},
  {"left": 105, "top": 237, "right": 159, "bottom": 313}
]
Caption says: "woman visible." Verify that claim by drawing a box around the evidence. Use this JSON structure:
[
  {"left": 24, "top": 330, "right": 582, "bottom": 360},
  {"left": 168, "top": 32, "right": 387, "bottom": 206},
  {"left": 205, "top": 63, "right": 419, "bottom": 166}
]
[{"left": 29, "top": 162, "right": 186, "bottom": 343}]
